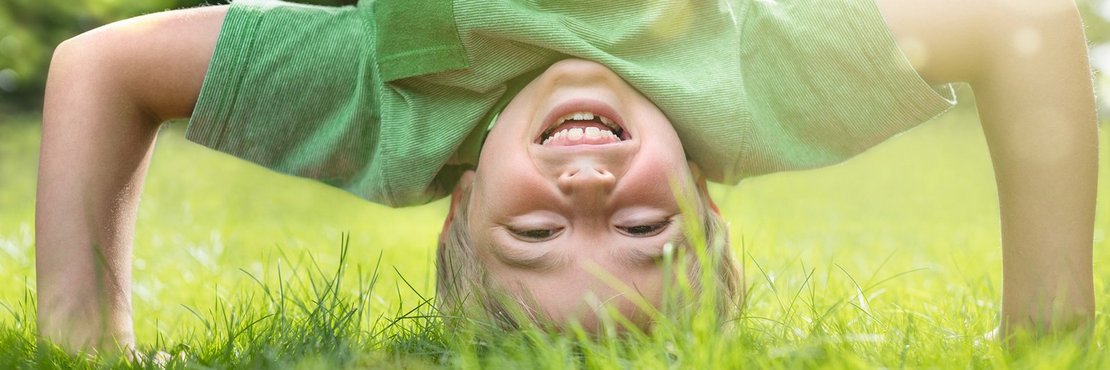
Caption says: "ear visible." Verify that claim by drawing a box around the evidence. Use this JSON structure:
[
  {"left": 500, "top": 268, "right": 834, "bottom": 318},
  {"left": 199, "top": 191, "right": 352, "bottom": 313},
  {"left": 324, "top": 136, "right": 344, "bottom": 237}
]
[
  {"left": 688, "top": 161, "right": 720, "bottom": 215},
  {"left": 441, "top": 171, "right": 476, "bottom": 243}
]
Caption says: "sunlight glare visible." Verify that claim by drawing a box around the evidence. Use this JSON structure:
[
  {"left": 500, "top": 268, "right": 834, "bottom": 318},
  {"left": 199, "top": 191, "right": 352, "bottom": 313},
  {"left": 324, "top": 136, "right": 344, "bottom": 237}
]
[
  {"left": 895, "top": 37, "right": 930, "bottom": 70},
  {"left": 1011, "top": 27, "right": 1043, "bottom": 56},
  {"left": 989, "top": 0, "right": 1072, "bottom": 16}
]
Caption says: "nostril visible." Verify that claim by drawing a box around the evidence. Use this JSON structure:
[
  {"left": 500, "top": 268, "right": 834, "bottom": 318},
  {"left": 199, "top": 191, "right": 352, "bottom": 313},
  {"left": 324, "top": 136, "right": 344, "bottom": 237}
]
[{"left": 557, "top": 170, "right": 577, "bottom": 193}]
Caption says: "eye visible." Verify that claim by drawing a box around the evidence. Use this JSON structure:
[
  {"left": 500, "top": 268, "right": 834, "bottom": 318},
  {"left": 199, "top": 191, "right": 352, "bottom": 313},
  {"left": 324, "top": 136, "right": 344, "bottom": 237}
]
[
  {"left": 618, "top": 220, "right": 671, "bottom": 237},
  {"left": 509, "top": 227, "right": 563, "bottom": 242}
]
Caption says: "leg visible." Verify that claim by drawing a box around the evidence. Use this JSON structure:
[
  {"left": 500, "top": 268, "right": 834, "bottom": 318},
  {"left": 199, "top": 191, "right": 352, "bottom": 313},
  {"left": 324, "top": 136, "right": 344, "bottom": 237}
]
[
  {"left": 876, "top": 0, "right": 1097, "bottom": 336},
  {"left": 36, "top": 5, "right": 227, "bottom": 352}
]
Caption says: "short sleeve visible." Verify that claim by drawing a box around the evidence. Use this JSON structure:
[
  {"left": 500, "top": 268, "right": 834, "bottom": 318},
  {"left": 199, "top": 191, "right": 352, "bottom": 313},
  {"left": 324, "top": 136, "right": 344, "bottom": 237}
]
[
  {"left": 187, "top": 1, "right": 389, "bottom": 200},
  {"left": 735, "top": 0, "right": 956, "bottom": 177},
  {"left": 187, "top": 0, "right": 488, "bottom": 207}
]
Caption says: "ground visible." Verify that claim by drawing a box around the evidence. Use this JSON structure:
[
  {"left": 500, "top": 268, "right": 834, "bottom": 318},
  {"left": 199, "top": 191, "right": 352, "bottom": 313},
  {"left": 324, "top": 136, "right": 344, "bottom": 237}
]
[{"left": 0, "top": 95, "right": 1108, "bottom": 368}]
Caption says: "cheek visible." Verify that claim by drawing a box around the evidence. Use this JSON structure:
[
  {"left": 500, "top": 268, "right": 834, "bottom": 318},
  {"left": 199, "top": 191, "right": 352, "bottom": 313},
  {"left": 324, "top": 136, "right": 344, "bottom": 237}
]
[
  {"left": 620, "top": 157, "right": 692, "bottom": 204},
  {"left": 477, "top": 171, "right": 553, "bottom": 215},
  {"left": 474, "top": 147, "right": 553, "bottom": 215}
]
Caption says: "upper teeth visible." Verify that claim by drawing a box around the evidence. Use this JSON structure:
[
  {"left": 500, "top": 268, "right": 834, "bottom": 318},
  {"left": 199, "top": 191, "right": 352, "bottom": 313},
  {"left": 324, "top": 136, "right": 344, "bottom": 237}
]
[
  {"left": 539, "top": 111, "right": 625, "bottom": 145},
  {"left": 553, "top": 111, "right": 618, "bottom": 130},
  {"left": 542, "top": 127, "right": 620, "bottom": 145}
]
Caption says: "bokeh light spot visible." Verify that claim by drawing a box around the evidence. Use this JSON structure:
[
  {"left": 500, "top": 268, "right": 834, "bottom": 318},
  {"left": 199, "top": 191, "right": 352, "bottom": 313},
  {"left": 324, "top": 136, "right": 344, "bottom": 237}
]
[
  {"left": 0, "top": 35, "right": 20, "bottom": 56},
  {"left": 990, "top": 0, "right": 1071, "bottom": 16},
  {"left": 1012, "top": 27, "right": 1042, "bottom": 56},
  {"left": 896, "top": 37, "right": 930, "bottom": 70},
  {"left": 0, "top": 69, "right": 20, "bottom": 92}
]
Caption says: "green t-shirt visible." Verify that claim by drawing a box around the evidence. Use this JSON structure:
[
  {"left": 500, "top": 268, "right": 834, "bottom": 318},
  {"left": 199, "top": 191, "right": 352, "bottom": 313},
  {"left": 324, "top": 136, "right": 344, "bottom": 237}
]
[{"left": 187, "top": 0, "right": 954, "bottom": 207}]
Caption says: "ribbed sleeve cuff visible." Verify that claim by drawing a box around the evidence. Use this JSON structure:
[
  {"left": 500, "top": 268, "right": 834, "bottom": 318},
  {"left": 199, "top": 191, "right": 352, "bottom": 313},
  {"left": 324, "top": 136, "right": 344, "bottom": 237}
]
[
  {"left": 185, "top": 3, "right": 260, "bottom": 151},
  {"left": 853, "top": 1, "right": 956, "bottom": 124},
  {"left": 735, "top": 0, "right": 957, "bottom": 179}
]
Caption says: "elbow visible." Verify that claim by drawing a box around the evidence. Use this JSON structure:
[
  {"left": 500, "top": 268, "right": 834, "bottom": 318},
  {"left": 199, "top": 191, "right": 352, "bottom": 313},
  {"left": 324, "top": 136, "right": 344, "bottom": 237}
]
[
  {"left": 46, "top": 28, "right": 126, "bottom": 87},
  {"left": 969, "top": 0, "right": 1089, "bottom": 88},
  {"left": 45, "top": 31, "right": 112, "bottom": 95},
  {"left": 43, "top": 36, "right": 91, "bottom": 129},
  {"left": 983, "top": 0, "right": 1085, "bottom": 59},
  {"left": 43, "top": 27, "right": 137, "bottom": 126},
  {"left": 48, "top": 30, "right": 113, "bottom": 84}
]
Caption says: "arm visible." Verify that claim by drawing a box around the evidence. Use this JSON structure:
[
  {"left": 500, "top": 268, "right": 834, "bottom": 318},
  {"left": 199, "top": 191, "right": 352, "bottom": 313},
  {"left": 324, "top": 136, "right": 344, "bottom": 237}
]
[
  {"left": 876, "top": 0, "right": 1097, "bottom": 335},
  {"left": 36, "top": 6, "right": 226, "bottom": 352}
]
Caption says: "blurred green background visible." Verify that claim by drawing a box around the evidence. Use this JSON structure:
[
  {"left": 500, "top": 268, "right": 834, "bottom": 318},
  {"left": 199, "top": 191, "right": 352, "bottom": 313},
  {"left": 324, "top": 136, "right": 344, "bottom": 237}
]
[{"left": 0, "top": 0, "right": 358, "bottom": 116}]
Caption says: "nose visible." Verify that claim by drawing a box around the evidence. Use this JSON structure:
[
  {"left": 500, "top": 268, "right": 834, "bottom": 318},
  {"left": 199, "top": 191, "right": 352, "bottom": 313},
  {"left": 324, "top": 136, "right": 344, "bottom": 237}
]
[{"left": 557, "top": 164, "right": 617, "bottom": 198}]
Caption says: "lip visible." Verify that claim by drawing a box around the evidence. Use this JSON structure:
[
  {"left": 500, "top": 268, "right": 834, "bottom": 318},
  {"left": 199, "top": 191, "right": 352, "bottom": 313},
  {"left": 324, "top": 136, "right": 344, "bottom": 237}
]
[{"left": 535, "top": 98, "right": 630, "bottom": 145}]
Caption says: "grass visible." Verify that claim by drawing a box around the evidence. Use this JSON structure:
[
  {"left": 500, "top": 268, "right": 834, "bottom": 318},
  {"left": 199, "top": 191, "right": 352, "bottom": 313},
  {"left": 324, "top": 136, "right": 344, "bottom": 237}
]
[{"left": 0, "top": 98, "right": 1108, "bottom": 368}]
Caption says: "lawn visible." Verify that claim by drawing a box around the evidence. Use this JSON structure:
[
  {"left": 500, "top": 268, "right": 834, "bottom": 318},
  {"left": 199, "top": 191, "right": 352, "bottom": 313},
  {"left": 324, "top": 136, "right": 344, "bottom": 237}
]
[{"left": 1, "top": 98, "right": 1108, "bottom": 368}]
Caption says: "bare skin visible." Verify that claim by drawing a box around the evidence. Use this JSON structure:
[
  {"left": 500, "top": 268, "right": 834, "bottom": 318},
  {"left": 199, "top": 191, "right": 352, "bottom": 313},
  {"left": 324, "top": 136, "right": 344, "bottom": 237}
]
[
  {"left": 36, "top": 6, "right": 227, "bottom": 351},
  {"left": 876, "top": 0, "right": 1097, "bottom": 336},
  {"left": 36, "top": 0, "right": 1095, "bottom": 352}
]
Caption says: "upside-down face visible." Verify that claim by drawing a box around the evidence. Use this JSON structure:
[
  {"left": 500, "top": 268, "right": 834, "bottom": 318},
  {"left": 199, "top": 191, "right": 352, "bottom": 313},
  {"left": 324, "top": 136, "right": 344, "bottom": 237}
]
[{"left": 467, "top": 59, "right": 702, "bottom": 331}]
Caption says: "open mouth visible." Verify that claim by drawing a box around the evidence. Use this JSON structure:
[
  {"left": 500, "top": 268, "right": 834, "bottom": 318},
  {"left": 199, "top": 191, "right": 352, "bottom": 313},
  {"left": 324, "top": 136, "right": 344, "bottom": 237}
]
[{"left": 537, "top": 109, "right": 631, "bottom": 146}]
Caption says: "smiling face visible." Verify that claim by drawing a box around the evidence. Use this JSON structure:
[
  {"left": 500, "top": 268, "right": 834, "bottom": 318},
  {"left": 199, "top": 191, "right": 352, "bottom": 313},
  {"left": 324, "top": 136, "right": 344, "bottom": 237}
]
[{"left": 467, "top": 59, "right": 702, "bottom": 331}]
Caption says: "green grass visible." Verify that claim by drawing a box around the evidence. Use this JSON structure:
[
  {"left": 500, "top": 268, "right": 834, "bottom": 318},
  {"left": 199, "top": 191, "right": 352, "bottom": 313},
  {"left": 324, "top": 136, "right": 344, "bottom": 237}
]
[{"left": 1, "top": 100, "right": 1108, "bottom": 368}]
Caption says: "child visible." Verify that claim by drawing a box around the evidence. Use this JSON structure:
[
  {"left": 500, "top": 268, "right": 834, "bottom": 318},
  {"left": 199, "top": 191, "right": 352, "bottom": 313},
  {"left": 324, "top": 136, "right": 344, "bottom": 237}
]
[{"left": 36, "top": 0, "right": 1097, "bottom": 352}]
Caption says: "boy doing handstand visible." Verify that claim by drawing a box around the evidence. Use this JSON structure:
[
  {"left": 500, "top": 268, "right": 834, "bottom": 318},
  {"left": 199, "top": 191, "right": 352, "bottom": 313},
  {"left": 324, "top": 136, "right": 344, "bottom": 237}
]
[{"left": 36, "top": 0, "right": 1097, "bottom": 352}]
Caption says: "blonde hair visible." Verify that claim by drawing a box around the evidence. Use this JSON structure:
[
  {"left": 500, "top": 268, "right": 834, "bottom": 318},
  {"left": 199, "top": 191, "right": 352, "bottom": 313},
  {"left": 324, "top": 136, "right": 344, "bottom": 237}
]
[{"left": 435, "top": 181, "right": 741, "bottom": 329}]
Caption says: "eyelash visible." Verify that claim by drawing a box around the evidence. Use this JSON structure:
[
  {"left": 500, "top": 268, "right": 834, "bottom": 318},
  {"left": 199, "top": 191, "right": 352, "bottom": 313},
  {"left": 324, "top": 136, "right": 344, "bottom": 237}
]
[
  {"left": 509, "top": 220, "right": 671, "bottom": 241},
  {"left": 510, "top": 227, "right": 563, "bottom": 241},
  {"left": 618, "top": 220, "right": 671, "bottom": 237}
]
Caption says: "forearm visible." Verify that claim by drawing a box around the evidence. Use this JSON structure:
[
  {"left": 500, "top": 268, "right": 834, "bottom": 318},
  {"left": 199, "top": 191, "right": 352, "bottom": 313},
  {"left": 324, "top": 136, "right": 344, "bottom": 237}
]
[
  {"left": 979, "top": 93, "right": 1098, "bottom": 333},
  {"left": 36, "top": 36, "right": 158, "bottom": 351},
  {"left": 35, "top": 7, "right": 224, "bottom": 352},
  {"left": 970, "top": 3, "right": 1097, "bottom": 332}
]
